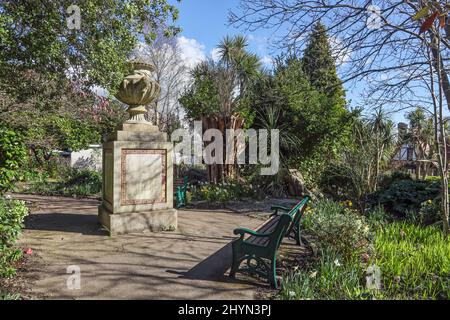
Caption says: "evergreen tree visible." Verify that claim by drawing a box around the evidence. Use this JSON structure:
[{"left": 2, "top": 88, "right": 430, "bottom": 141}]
[{"left": 302, "top": 22, "right": 345, "bottom": 100}]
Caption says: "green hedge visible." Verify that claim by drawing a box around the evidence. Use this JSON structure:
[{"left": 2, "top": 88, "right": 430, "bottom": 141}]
[{"left": 0, "top": 127, "right": 28, "bottom": 194}]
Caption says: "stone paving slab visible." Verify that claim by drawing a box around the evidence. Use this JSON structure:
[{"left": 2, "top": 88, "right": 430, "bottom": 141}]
[{"left": 13, "top": 194, "right": 266, "bottom": 300}]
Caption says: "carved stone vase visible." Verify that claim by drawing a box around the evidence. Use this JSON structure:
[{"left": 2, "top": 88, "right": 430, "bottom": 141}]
[
  {"left": 98, "top": 60, "right": 176, "bottom": 235},
  {"left": 115, "top": 61, "right": 160, "bottom": 127}
]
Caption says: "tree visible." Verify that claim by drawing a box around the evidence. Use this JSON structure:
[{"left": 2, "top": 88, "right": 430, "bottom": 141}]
[
  {"left": 0, "top": 68, "right": 128, "bottom": 171},
  {"left": 180, "top": 61, "right": 221, "bottom": 119},
  {"left": 302, "top": 22, "right": 345, "bottom": 101},
  {"left": 369, "top": 108, "right": 395, "bottom": 191},
  {"left": 320, "top": 110, "right": 395, "bottom": 210},
  {"left": 250, "top": 53, "right": 353, "bottom": 187},
  {"left": 406, "top": 107, "right": 436, "bottom": 179},
  {"left": 0, "top": 70, "right": 97, "bottom": 164},
  {"left": 0, "top": 0, "right": 180, "bottom": 92},
  {"left": 230, "top": 0, "right": 450, "bottom": 234},
  {"left": 132, "top": 30, "right": 188, "bottom": 133},
  {"left": 0, "top": 1, "right": 179, "bottom": 171},
  {"left": 180, "top": 35, "right": 261, "bottom": 183}
]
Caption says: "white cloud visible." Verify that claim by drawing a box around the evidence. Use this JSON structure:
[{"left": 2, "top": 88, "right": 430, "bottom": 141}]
[
  {"left": 260, "top": 55, "right": 273, "bottom": 67},
  {"left": 177, "top": 36, "right": 206, "bottom": 69},
  {"left": 329, "top": 36, "right": 352, "bottom": 66},
  {"left": 210, "top": 47, "right": 221, "bottom": 62}
]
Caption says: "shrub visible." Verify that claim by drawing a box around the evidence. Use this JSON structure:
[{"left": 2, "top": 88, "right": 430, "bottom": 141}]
[
  {"left": 318, "top": 163, "right": 355, "bottom": 201},
  {"left": 190, "top": 180, "right": 257, "bottom": 202},
  {"left": 62, "top": 168, "right": 102, "bottom": 196},
  {"left": 406, "top": 199, "right": 442, "bottom": 225},
  {"left": 280, "top": 218, "right": 450, "bottom": 300},
  {"left": 0, "top": 127, "right": 28, "bottom": 194},
  {"left": 378, "top": 171, "right": 412, "bottom": 190},
  {"left": 369, "top": 179, "right": 441, "bottom": 218},
  {"left": 23, "top": 167, "right": 101, "bottom": 197},
  {"left": 365, "top": 205, "right": 389, "bottom": 230},
  {"left": 302, "top": 200, "right": 371, "bottom": 260},
  {"left": 0, "top": 197, "right": 28, "bottom": 278}
]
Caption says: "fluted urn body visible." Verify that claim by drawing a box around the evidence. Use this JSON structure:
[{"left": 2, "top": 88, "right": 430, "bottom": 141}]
[{"left": 115, "top": 61, "right": 160, "bottom": 124}]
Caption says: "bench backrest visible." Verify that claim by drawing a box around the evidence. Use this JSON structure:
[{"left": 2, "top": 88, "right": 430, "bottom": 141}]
[
  {"left": 174, "top": 176, "right": 188, "bottom": 191},
  {"left": 286, "top": 196, "right": 310, "bottom": 236},
  {"left": 266, "top": 213, "right": 293, "bottom": 253}
]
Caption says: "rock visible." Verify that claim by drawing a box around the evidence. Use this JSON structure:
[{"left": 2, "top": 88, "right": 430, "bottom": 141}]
[
  {"left": 282, "top": 168, "right": 324, "bottom": 200},
  {"left": 285, "top": 169, "right": 313, "bottom": 198}
]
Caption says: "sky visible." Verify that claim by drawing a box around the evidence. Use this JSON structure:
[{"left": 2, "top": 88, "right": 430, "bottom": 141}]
[
  {"left": 174, "top": 0, "right": 273, "bottom": 64},
  {"left": 171, "top": 0, "right": 407, "bottom": 123}
]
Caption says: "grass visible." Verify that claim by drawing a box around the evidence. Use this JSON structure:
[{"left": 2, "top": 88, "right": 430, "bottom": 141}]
[
  {"left": 373, "top": 222, "right": 450, "bottom": 299},
  {"left": 0, "top": 291, "right": 21, "bottom": 300}
]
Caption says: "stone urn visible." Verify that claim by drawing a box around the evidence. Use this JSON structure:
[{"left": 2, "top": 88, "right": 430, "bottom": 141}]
[
  {"left": 99, "top": 60, "right": 177, "bottom": 235},
  {"left": 115, "top": 61, "right": 160, "bottom": 124}
]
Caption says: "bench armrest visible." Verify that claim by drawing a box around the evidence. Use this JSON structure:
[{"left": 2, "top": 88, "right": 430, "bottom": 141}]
[{"left": 233, "top": 227, "right": 271, "bottom": 239}]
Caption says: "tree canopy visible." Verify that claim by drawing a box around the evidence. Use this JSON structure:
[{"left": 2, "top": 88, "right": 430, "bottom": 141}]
[
  {"left": 0, "top": 0, "right": 180, "bottom": 92},
  {"left": 180, "top": 35, "right": 261, "bottom": 122}
]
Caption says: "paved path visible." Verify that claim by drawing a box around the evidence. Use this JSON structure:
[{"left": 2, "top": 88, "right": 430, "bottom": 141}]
[{"left": 14, "top": 194, "right": 266, "bottom": 299}]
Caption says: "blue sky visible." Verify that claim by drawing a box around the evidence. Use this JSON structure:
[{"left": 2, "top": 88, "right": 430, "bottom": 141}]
[
  {"left": 173, "top": 0, "right": 406, "bottom": 123},
  {"left": 175, "top": 0, "right": 272, "bottom": 58}
]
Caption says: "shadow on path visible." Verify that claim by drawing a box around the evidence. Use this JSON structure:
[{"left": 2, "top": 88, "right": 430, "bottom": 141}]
[
  {"left": 167, "top": 241, "right": 266, "bottom": 288},
  {"left": 25, "top": 213, "right": 108, "bottom": 236}
]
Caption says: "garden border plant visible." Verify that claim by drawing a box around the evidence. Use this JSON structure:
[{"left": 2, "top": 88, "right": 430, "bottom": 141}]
[
  {"left": 278, "top": 200, "right": 450, "bottom": 300},
  {"left": 0, "top": 197, "right": 29, "bottom": 286}
]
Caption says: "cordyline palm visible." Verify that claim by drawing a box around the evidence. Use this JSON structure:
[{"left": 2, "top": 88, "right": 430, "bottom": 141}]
[
  {"left": 366, "top": 108, "right": 395, "bottom": 191},
  {"left": 217, "top": 35, "right": 247, "bottom": 66},
  {"left": 255, "top": 104, "right": 303, "bottom": 196},
  {"left": 217, "top": 35, "right": 261, "bottom": 96},
  {"left": 406, "top": 107, "right": 435, "bottom": 178},
  {"left": 256, "top": 105, "right": 302, "bottom": 166},
  {"left": 189, "top": 36, "right": 261, "bottom": 118}
]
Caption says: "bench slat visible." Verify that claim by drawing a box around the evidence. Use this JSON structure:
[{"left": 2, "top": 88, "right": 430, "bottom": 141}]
[{"left": 246, "top": 215, "right": 280, "bottom": 246}]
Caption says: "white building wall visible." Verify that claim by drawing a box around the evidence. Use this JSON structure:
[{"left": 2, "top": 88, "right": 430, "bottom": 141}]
[{"left": 70, "top": 144, "right": 102, "bottom": 171}]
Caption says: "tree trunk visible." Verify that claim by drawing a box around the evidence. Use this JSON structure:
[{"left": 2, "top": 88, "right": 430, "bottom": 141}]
[
  {"left": 430, "top": 34, "right": 450, "bottom": 235},
  {"left": 430, "top": 40, "right": 450, "bottom": 112},
  {"left": 202, "top": 114, "right": 245, "bottom": 183},
  {"left": 415, "top": 163, "right": 421, "bottom": 180},
  {"left": 441, "top": 174, "right": 450, "bottom": 234}
]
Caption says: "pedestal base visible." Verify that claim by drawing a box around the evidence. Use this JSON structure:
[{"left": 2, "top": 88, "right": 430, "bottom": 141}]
[{"left": 98, "top": 205, "right": 177, "bottom": 235}]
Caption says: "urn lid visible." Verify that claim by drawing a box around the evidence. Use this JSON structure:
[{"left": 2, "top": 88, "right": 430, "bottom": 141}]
[{"left": 126, "top": 60, "right": 156, "bottom": 73}]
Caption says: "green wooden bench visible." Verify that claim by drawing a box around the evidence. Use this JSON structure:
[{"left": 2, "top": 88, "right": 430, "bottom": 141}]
[
  {"left": 229, "top": 197, "right": 309, "bottom": 288},
  {"left": 270, "top": 196, "right": 310, "bottom": 246},
  {"left": 175, "top": 176, "right": 188, "bottom": 208}
]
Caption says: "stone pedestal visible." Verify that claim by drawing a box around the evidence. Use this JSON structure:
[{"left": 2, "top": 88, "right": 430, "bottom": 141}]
[{"left": 98, "top": 124, "right": 177, "bottom": 235}]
